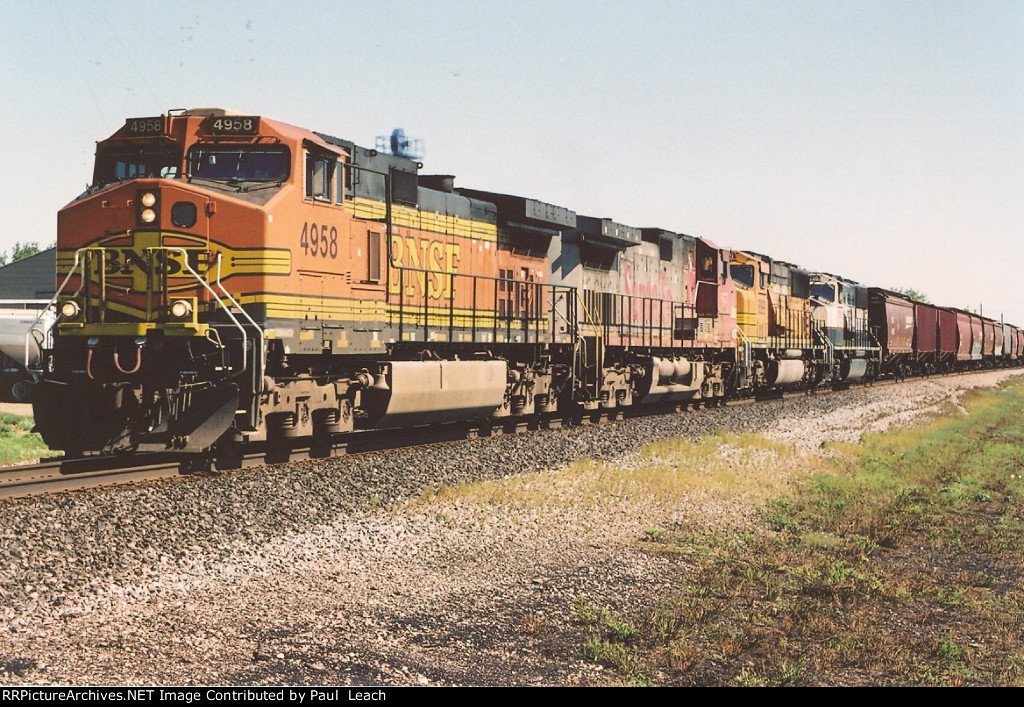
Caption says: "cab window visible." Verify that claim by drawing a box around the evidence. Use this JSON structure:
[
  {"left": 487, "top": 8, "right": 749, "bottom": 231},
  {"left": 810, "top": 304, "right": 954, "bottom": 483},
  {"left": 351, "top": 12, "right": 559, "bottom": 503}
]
[
  {"left": 95, "top": 145, "right": 182, "bottom": 186},
  {"left": 810, "top": 284, "right": 835, "bottom": 303},
  {"left": 335, "top": 160, "right": 347, "bottom": 203},
  {"left": 305, "top": 152, "right": 335, "bottom": 202},
  {"left": 730, "top": 263, "right": 755, "bottom": 289},
  {"left": 187, "top": 145, "right": 290, "bottom": 182}
]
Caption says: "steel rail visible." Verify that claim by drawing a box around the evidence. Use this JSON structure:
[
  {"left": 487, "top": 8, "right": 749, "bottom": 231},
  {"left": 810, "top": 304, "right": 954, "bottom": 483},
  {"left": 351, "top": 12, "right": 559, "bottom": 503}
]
[{"left": 0, "top": 370, "right": 1006, "bottom": 501}]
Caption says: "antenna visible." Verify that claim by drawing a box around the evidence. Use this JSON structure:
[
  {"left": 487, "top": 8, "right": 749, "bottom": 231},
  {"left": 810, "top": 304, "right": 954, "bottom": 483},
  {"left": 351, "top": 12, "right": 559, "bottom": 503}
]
[{"left": 375, "top": 128, "right": 424, "bottom": 161}]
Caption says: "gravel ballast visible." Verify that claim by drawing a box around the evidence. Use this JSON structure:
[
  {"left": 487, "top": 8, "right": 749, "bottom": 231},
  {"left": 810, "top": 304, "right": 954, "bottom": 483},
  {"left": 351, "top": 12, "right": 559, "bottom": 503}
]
[{"left": 0, "top": 370, "right": 1017, "bottom": 685}]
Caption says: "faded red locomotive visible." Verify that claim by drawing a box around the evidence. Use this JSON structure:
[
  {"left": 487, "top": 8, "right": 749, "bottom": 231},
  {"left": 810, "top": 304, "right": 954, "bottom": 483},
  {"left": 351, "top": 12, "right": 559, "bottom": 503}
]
[{"left": 27, "top": 109, "right": 1021, "bottom": 466}]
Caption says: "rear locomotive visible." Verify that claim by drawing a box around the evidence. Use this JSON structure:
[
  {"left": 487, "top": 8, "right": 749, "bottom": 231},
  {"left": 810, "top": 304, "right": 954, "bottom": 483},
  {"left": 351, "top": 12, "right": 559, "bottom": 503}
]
[{"left": 808, "top": 273, "right": 878, "bottom": 384}]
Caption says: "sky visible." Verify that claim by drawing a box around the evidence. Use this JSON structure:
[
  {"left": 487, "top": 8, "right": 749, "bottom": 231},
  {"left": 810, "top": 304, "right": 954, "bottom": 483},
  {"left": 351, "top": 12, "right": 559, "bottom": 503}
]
[{"left": 1, "top": 1, "right": 1021, "bottom": 321}]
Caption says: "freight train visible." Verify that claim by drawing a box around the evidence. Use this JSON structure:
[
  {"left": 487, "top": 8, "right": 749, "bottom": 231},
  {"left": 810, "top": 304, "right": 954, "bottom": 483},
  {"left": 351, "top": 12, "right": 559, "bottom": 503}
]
[{"left": 25, "top": 108, "right": 1022, "bottom": 467}]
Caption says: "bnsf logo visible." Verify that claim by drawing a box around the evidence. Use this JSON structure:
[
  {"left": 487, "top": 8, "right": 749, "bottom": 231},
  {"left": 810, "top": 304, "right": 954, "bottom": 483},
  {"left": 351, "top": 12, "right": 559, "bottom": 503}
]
[
  {"left": 95, "top": 247, "right": 208, "bottom": 293},
  {"left": 388, "top": 235, "right": 461, "bottom": 300},
  {"left": 102, "top": 247, "right": 205, "bottom": 277},
  {"left": 62, "top": 235, "right": 293, "bottom": 292},
  {"left": 66, "top": 232, "right": 211, "bottom": 293}
]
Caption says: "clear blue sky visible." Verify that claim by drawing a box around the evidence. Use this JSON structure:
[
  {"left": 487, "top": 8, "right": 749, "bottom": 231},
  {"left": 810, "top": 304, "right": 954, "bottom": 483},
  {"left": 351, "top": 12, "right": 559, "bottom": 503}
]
[{"left": 2, "top": 1, "right": 1021, "bottom": 321}]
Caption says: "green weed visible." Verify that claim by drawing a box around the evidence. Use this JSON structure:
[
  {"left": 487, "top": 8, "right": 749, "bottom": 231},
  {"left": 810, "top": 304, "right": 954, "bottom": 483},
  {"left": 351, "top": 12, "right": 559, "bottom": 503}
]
[{"left": 0, "top": 412, "right": 50, "bottom": 465}]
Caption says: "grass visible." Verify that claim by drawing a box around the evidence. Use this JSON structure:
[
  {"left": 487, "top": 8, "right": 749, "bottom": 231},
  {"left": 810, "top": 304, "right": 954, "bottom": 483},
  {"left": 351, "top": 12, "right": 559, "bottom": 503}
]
[
  {"left": 416, "top": 429, "right": 809, "bottom": 513},
  {"left": 0, "top": 412, "right": 49, "bottom": 465},
  {"left": 414, "top": 380, "right": 1024, "bottom": 685},
  {"left": 573, "top": 382, "right": 1024, "bottom": 686},
  {"left": 573, "top": 597, "right": 650, "bottom": 686}
]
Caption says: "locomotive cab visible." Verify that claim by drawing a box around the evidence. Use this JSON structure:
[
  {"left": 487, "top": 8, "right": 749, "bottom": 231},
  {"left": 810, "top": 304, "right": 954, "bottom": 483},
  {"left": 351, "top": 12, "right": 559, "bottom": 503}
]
[{"left": 809, "top": 273, "right": 877, "bottom": 383}]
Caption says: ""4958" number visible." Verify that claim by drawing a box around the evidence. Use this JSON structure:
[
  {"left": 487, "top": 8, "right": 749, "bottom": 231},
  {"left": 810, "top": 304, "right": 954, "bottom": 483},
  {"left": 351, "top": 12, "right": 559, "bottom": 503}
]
[{"left": 300, "top": 222, "right": 338, "bottom": 259}]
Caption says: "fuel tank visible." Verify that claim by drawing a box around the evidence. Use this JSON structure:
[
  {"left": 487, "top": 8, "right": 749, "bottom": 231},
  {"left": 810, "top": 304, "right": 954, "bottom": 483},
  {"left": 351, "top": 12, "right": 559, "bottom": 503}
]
[{"left": 362, "top": 360, "right": 508, "bottom": 428}]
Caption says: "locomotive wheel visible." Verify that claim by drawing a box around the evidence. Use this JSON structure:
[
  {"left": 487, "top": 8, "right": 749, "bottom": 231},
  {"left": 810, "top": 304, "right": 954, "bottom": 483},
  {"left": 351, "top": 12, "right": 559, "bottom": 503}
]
[
  {"left": 268, "top": 412, "right": 300, "bottom": 438},
  {"left": 4, "top": 379, "right": 32, "bottom": 403}
]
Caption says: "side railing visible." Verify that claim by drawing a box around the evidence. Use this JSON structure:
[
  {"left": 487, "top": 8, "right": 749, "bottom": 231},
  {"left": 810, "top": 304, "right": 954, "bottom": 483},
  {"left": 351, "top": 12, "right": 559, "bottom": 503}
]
[
  {"left": 25, "top": 249, "right": 88, "bottom": 375},
  {"left": 583, "top": 291, "right": 693, "bottom": 348},
  {"left": 574, "top": 289, "right": 604, "bottom": 403},
  {"left": 734, "top": 326, "right": 753, "bottom": 386},
  {"left": 211, "top": 251, "right": 265, "bottom": 385},
  {"left": 388, "top": 267, "right": 577, "bottom": 346},
  {"left": 812, "top": 320, "right": 834, "bottom": 374}
]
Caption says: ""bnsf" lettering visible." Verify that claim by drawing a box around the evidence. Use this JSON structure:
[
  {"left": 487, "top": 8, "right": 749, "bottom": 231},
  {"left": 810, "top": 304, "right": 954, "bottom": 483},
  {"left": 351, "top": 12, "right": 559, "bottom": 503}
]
[
  {"left": 388, "top": 235, "right": 461, "bottom": 300},
  {"left": 103, "top": 248, "right": 203, "bottom": 277}
]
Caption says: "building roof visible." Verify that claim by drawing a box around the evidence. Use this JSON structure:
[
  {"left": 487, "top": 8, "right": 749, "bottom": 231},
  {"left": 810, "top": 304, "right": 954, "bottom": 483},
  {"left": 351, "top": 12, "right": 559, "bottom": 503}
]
[{"left": 0, "top": 248, "right": 56, "bottom": 299}]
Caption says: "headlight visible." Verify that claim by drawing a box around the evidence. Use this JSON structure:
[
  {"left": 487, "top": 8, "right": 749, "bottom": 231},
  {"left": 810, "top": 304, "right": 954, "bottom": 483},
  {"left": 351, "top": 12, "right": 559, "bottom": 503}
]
[
  {"left": 60, "top": 300, "right": 81, "bottom": 319},
  {"left": 169, "top": 299, "right": 193, "bottom": 319},
  {"left": 137, "top": 189, "right": 160, "bottom": 226}
]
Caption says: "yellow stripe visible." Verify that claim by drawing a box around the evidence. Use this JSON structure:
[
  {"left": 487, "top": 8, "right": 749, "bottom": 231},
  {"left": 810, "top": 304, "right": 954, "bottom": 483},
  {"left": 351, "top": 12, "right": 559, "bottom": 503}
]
[
  {"left": 59, "top": 321, "right": 210, "bottom": 337},
  {"left": 54, "top": 289, "right": 536, "bottom": 334},
  {"left": 240, "top": 292, "right": 508, "bottom": 326},
  {"left": 346, "top": 197, "right": 497, "bottom": 242}
]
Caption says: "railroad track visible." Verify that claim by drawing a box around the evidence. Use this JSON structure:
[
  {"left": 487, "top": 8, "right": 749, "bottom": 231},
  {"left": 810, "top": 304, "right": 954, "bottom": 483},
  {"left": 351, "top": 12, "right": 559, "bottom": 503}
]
[
  {"left": 0, "top": 454, "right": 185, "bottom": 499},
  {"left": 0, "top": 374, "right": 979, "bottom": 500},
  {"left": 0, "top": 416, "right": 554, "bottom": 499}
]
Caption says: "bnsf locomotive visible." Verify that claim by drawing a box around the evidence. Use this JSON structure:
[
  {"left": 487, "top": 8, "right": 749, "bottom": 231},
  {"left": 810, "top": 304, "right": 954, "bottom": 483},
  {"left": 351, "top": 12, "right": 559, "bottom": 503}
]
[{"left": 28, "top": 109, "right": 1022, "bottom": 466}]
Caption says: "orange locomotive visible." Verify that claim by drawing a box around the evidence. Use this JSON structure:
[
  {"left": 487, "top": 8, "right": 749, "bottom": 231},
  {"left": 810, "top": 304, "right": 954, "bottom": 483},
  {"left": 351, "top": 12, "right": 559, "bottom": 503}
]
[{"left": 32, "top": 109, "right": 588, "bottom": 462}]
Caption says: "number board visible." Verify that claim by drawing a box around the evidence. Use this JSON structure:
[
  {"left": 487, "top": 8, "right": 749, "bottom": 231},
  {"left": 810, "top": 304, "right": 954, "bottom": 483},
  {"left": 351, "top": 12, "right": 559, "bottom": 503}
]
[
  {"left": 204, "top": 116, "right": 261, "bottom": 135},
  {"left": 123, "top": 117, "right": 164, "bottom": 135}
]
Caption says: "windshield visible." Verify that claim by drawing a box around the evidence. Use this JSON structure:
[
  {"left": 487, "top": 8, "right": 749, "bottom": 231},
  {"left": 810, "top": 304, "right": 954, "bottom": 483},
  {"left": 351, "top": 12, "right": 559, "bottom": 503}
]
[
  {"left": 730, "top": 263, "right": 755, "bottom": 289},
  {"left": 188, "top": 145, "right": 290, "bottom": 182},
  {"left": 93, "top": 145, "right": 182, "bottom": 186},
  {"left": 810, "top": 283, "right": 835, "bottom": 303}
]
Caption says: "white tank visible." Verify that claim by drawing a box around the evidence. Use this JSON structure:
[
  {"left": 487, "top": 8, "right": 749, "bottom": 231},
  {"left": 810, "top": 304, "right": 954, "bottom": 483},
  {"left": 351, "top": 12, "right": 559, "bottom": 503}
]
[{"left": 0, "top": 302, "right": 51, "bottom": 368}]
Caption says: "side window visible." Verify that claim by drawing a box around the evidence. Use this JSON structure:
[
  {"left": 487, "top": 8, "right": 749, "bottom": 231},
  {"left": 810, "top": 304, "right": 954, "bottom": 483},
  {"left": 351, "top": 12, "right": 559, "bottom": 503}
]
[
  {"left": 659, "top": 238, "right": 673, "bottom": 262},
  {"left": 336, "top": 160, "right": 346, "bottom": 204},
  {"left": 367, "top": 230, "right": 381, "bottom": 282},
  {"left": 305, "top": 152, "right": 334, "bottom": 202}
]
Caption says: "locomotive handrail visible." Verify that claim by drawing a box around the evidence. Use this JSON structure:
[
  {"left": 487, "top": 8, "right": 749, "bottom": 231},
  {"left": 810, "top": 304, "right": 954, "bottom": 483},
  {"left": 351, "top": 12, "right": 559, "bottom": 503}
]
[
  {"left": 390, "top": 265, "right": 578, "bottom": 346},
  {"left": 550, "top": 289, "right": 576, "bottom": 335},
  {"left": 157, "top": 246, "right": 253, "bottom": 375},
  {"left": 24, "top": 248, "right": 88, "bottom": 374},
  {"left": 213, "top": 251, "right": 265, "bottom": 388},
  {"left": 733, "top": 326, "right": 753, "bottom": 384},
  {"left": 867, "top": 330, "right": 883, "bottom": 362},
  {"left": 571, "top": 289, "right": 604, "bottom": 402},
  {"left": 813, "top": 320, "right": 834, "bottom": 374}
]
